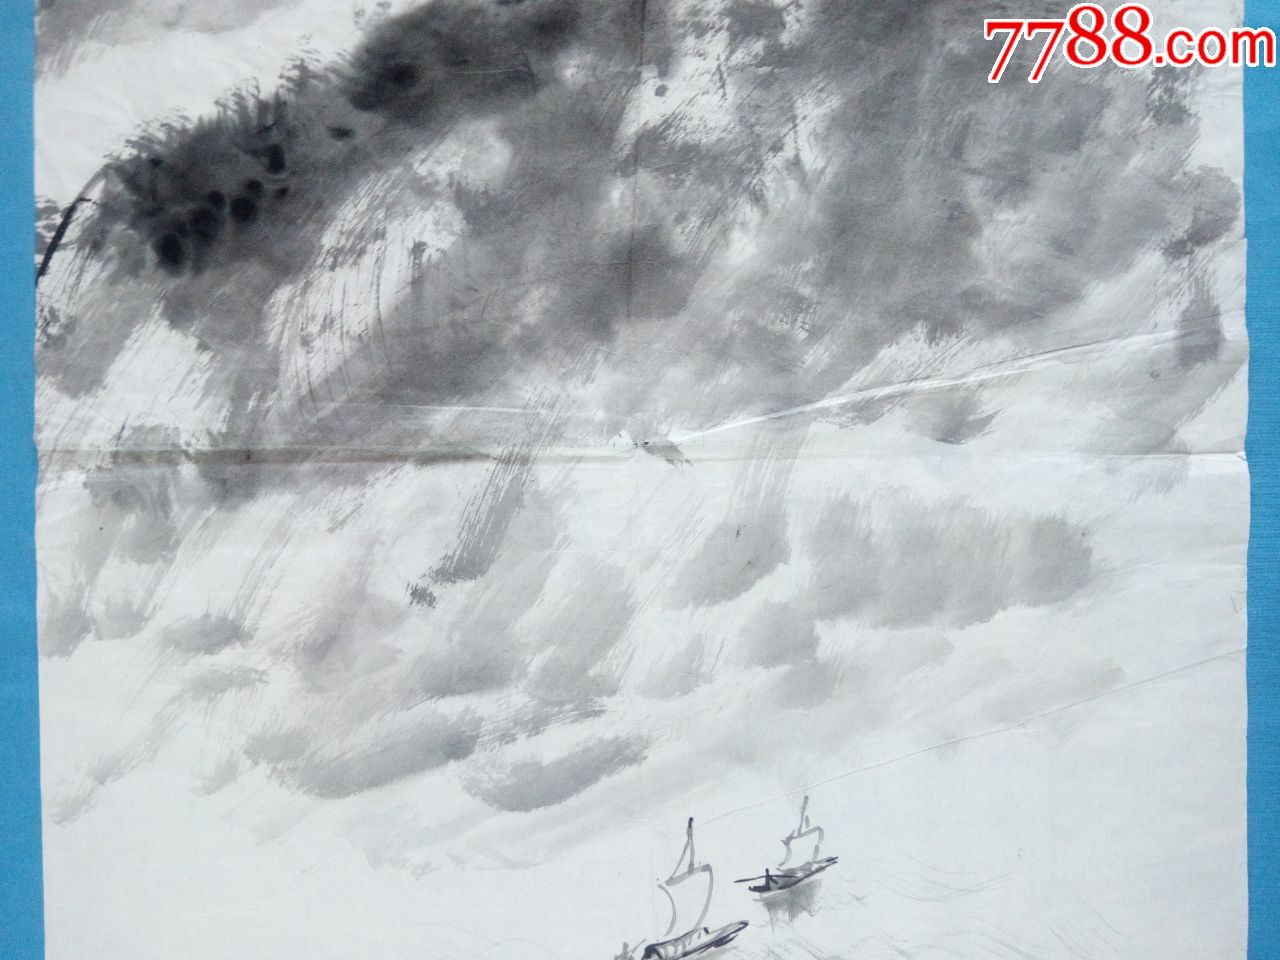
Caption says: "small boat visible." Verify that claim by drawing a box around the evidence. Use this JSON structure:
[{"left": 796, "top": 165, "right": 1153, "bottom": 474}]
[
  {"left": 641, "top": 921, "right": 750, "bottom": 960},
  {"left": 735, "top": 795, "right": 838, "bottom": 895},
  {"left": 639, "top": 818, "right": 749, "bottom": 960},
  {"left": 738, "top": 858, "right": 837, "bottom": 894}
]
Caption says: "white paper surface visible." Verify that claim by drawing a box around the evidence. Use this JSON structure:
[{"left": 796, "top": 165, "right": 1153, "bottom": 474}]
[{"left": 34, "top": 1, "right": 1249, "bottom": 957}]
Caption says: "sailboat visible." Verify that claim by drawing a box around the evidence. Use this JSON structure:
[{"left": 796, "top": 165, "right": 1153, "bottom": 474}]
[
  {"left": 735, "top": 796, "right": 838, "bottom": 895},
  {"left": 640, "top": 818, "right": 749, "bottom": 960}
]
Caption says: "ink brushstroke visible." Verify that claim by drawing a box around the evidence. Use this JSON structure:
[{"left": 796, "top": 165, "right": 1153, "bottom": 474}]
[{"left": 35, "top": 0, "right": 1243, "bottom": 877}]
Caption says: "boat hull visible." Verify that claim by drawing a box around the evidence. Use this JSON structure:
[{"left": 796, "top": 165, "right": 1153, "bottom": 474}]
[
  {"left": 745, "top": 857, "right": 838, "bottom": 894},
  {"left": 641, "top": 920, "right": 749, "bottom": 960}
]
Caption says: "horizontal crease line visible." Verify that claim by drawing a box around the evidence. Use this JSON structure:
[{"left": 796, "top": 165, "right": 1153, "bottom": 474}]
[
  {"left": 32, "top": 447, "right": 1248, "bottom": 469},
  {"left": 671, "top": 323, "right": 1244, "bottom": 443}
]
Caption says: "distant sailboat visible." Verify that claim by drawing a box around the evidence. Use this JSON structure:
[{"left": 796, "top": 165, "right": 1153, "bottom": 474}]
[
  {"left": 640, "top": 818, "right": 749, "bottom": 960},
  {"left": 735, "top": 796, "right": 838, "bottom": 895}
]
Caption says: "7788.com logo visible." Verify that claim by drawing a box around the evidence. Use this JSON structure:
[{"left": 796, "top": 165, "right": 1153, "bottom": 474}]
[{"left": 985, "top": 2, "right": 1276, "bottom": 82}]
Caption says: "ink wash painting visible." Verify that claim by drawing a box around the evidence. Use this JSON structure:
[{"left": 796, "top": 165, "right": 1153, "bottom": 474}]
[{"left": 34, "top": 0, "right": 1248, "bottom": 957}]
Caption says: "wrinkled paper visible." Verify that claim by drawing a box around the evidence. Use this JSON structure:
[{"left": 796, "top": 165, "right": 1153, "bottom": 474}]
[{"left": 34, "top": 1, "right": 1248, "bottom": 957}]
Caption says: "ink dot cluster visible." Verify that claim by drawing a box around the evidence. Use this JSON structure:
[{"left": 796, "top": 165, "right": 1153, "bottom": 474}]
[
  {"left": 105, "top": 93, "right": 298, "bottom": 278},
  {"left": 145, "top": 143, "right": 291, "bottom": 274},
  {"left": 99, "top": 0, "right": 585, "bottom": 278}
]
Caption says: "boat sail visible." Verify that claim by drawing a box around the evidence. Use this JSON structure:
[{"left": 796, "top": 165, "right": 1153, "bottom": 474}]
[
  {"left": 640, "top": 818, "right": 749, "bottom": 960},
  {"left": 735, "top": 796, "right": 838, "bottom": 895}
]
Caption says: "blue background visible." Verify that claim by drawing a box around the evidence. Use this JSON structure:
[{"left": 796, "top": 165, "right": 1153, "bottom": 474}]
[
  {"left": 0, "top": 0, "right": 42, "bottom": 956},
  {"left": 2, "top": 3, "right": 1279, "bottom": 957},
  {"left": 1247, "top": 0, "right": 1280, "bottom": 956}
]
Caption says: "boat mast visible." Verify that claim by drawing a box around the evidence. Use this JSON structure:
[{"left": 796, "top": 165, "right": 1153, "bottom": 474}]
[
  {"left": 779, "top": 795, "right": 824, "bottom": 867},
  {"left": 658, "top": 817, "right": 715, "bottom": 936}
]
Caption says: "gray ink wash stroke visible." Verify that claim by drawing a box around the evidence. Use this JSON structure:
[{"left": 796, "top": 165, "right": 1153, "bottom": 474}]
[
  {"left": 462, "top": 735, "right": 647, "bottom": 812},
  {"left": 807, "top": 495, "right": 1093, "bottom": 628},
  {"left": 39, "top": 0, "right": 1241, "bottom": 453}
]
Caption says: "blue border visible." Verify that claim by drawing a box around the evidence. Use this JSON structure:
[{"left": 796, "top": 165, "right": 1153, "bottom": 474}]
[
  {"left": 1247, "top": 1, "right": 1280, "bottom": 957},
  {"left": 0, "top": 1, "right": 42, "bottom": 957},
  {"left": 0, "top": 4, "right": 1277, "bottom": 959}
]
